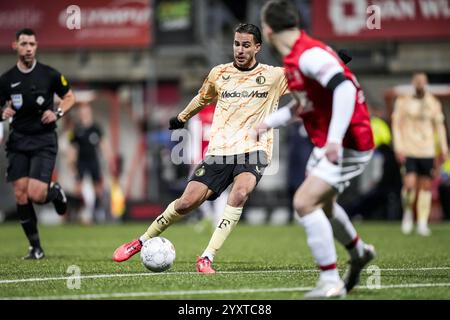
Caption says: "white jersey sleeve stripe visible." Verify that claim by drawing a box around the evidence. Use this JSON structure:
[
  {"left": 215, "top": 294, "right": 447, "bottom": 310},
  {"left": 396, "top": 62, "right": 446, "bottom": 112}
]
[
  {"left": 326, "top": 80, "right": 357, "bottom": 144},
  {"left": 299, "top": 47, "right": 344, "bottom": 87}
]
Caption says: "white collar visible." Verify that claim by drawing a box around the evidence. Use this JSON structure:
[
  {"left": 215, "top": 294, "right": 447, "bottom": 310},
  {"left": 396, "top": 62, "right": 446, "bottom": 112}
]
[{"left": 17, "top": 59, "right": 37, "bottom": 74}]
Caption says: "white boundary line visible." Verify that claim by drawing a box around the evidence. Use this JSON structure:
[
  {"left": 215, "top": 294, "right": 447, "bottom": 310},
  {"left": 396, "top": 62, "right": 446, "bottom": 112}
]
[
  {"left": 0, "top": 269, "right": 312, "bottom": 284},
  {"left": 1, "top": 282, "right": 449, "bottom": 300},
  {"left": 0, "top": 267, "right": 448, "bottom": 285}
]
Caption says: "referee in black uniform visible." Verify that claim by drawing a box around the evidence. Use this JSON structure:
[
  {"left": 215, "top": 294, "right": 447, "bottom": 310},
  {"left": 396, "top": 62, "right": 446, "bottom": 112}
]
[{"left": 0, "top": 28, "right": 76, "bottom": 259}]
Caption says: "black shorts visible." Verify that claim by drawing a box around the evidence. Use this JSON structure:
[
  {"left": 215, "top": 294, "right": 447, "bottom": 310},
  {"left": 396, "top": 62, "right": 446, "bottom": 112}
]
[
  {"left": 405, "top": 157, "right": 434, "bottom": 177},
  {"left": 77, "top": 159, "right": 102, "bottom": 182},
  {"left": 189, "top": 150, "right": 268, "bottom": 201},
  {"left": 5, "top": 130, "right": 58, "bottom": 183}
]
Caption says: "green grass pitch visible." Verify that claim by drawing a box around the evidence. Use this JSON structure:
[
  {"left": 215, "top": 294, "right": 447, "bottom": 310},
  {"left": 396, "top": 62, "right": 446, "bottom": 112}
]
[{"left": 0, "top": 221, "right": 449, "bottom": 300}]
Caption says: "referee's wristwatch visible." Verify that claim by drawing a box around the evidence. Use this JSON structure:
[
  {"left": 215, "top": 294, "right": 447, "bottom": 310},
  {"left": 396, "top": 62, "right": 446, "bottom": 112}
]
[{"left": 55, "top": 107, "right": 64, "bottom": 120}]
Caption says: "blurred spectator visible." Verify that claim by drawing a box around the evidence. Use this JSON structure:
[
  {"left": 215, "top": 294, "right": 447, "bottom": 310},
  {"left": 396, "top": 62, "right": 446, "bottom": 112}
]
[
  {"left": 147, "top": 122, "right": 189, "bottom": 197},
  {"left": 392, "top": 73, "right": 448, "bottom": 236},
  {"left": 109, "top": 154, "right": 125, "bottom": 221},
  {"left": 68, "top": 102, "right": 114, "bottom": 224},
  {"left": 57, "top": 113, "right": 82, "bottom": 219}
]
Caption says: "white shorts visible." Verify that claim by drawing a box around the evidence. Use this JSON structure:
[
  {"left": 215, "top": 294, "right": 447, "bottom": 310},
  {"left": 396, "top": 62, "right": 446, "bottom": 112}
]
[{"left": 306, "top": 147, "right": 373, "bottom": 193}]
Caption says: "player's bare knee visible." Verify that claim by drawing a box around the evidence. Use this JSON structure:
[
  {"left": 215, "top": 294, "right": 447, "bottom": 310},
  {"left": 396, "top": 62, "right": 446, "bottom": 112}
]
[
  {"left": 293, "top": 198, "right": 316, "bottom": 217},
  {"left": 419, "top": 178, "right": 432, "bottom": 190},
  {"left": 175, "top": 196, "right": 198, "bottom": 213},
  {"left": 229, "top": 188, "right": 249, "bottom": 207},
  {"left": 403, "top": 175, "right": 417, "bottom": 190}
]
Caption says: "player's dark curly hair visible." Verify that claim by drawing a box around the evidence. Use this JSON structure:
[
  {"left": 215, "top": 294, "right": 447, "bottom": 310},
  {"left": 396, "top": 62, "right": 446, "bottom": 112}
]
[
  {"left": 235, "top": 23, "right": 262, "bottom": 44},
  {"left": 261, "top": 0, "right": 300, "bottom": 33},
  {"left": 16, "top": 28, "right": 36, "bottom": 40}
]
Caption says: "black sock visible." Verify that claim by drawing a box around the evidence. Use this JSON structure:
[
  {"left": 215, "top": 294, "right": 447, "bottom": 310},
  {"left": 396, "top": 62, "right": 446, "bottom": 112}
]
[
  {"left": 17, "top": 203, "right": 41, "bottom": 248},
  {"left": 44, "top": 184, "right": 59, "bottom": 204},
  {"left": 28, "top": 202, "right": 37, "bottom": 225}
]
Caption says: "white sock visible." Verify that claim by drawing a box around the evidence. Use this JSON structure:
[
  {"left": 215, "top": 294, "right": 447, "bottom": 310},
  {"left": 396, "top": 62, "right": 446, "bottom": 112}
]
[
  {"left": 403, "top": 209, "right": 413, "bottom": 223},
  {"left": 300, "top": 209, "right": 339, "bottom": 281},
  {"left": 201, "top": 250, "right": 215, "bottom": 262},
  {"left": 320, "top": 269, "right": 340, "bottom": 283},
  {"left": 330, "top": 203, "right": 364, "bottom": 260},
  {"left": 202, "top": 205, "right": 243, "bottom": 261}
]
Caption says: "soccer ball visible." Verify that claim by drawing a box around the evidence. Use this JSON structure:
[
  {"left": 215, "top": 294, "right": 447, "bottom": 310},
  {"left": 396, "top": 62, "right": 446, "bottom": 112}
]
[{"left": 140, "top": 237, "right": 176, "bottom": 272}]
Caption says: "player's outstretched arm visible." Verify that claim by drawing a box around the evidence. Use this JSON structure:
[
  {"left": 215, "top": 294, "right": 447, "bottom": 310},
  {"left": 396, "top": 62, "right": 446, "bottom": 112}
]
[
  {"left": 265, "top": 98, "right": 299, "bottom": 128},
  {"left": 168, "top": 94, "right": 204, "bottom": 130},
  {"left": 323, "top": 75, "right": 357, "bottom": 164},
  {"left": 251, "top": 98, "right": 300, "bottom": 141},
  {"left": 326, "top": 76, "right": 356, "bottom": 138},
  {"left": 174, "top": 67, "right": 219, "bottom": 128},
  {"left": 299, "top": 47, "right": 357, "bottom": 163}
]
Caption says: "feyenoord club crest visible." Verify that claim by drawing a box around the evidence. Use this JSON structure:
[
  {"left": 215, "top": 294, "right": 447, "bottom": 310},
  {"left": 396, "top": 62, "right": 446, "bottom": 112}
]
[{"left": 256, "top": 75, "right": 266, "bottom": 85}]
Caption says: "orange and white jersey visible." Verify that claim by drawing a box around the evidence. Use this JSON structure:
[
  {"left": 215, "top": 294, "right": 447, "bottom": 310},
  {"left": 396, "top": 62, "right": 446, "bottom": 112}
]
[
  {"left": 179, "top": 62, "right": 289, "bottom": 160},
  {"left": 392, "top": 92, "right": 447, "bottom": 158}
]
